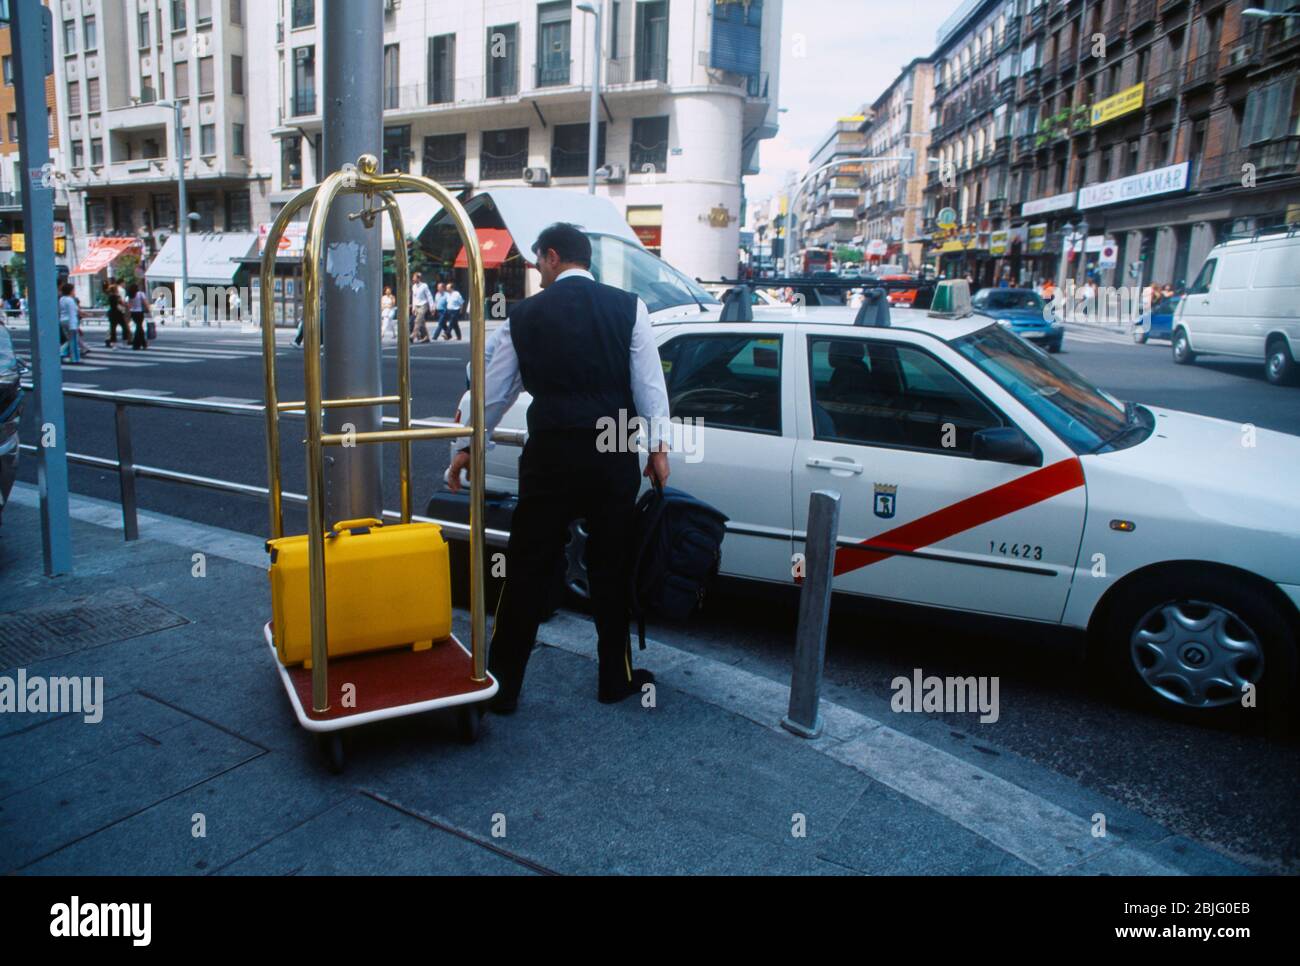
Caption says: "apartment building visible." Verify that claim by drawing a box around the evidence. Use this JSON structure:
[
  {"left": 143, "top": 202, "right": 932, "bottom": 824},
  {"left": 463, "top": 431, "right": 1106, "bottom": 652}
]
[
  {"left": 926, "top": 0, "right": 1300, "bottom": 289},
  {"left": 257, "top": 0, "right": 783, "bottom": 283},
  {"left": 856, "top": 57, "right": 934, "bottom": 271},
  {"left": 1, "top": 0, "right": 68, "bottom": 295},
  {"left": 796, "top": 116, "right": 865, "bottom": 257},
  {"left": 51, "top": 0, "right": 274, "bottom": 301}
]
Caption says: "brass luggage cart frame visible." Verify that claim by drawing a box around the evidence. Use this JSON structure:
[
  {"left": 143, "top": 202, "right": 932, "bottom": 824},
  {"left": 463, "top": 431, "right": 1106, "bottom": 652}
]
[{"left": 258, "top": 154, "right": 496, "bottom": 772}]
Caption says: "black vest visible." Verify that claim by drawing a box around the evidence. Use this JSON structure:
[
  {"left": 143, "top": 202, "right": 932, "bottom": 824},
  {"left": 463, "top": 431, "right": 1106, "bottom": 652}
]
[{"left": 509, "top": 274, "right": 638, "bottom": 434}]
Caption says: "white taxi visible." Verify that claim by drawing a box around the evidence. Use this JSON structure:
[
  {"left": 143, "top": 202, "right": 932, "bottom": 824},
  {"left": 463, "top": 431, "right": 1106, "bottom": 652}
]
[{"left": 451, "top": 235, "right": 1300, "bottom": 720}]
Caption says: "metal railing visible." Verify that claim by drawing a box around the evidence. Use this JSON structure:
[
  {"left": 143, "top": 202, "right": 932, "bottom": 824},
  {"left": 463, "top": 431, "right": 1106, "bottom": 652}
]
[{"left": 17, "top": 384, "right": 526, "bottom": 546}]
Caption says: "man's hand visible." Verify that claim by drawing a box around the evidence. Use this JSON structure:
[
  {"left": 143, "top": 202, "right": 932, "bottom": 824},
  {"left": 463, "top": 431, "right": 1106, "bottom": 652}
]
[
  {"left": 447, "top": 448, "right": 471, "bottom": 493},
  {"left": 644, "top": 449, "right": 670, "bottom": 488}
]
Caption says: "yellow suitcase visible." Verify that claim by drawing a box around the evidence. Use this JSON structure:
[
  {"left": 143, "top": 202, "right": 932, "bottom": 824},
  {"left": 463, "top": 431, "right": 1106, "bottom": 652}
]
[{"left": 267, "top": 518, "right": 452, "bottom": 668}]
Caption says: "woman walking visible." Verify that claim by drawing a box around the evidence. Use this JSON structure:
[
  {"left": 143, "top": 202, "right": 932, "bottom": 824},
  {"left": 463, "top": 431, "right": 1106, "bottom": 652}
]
[
  {"left": 381, "top": 286, "right": 397, "bottom": 341},
  {"left": 127, "top": 283, "right": 152, "bottom": 350}
]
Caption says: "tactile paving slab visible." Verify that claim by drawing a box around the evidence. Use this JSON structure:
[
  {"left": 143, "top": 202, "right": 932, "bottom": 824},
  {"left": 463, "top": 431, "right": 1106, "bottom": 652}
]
[{"left": 0, "top": 590, "right": 189, "bottom": 669}]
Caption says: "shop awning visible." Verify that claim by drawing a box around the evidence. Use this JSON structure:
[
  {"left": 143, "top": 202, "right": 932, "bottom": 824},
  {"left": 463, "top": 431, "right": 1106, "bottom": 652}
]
[
  {"left": 146, "top": 232, "right": 258, "bottom": 285},
  {"left": 382, "top": 192, "right": 443, "bottom": 250},
  {"left": 454, "top": 228, "right": 515, "bottom": 268},
  {"left": 70, "top": 237, "right": 141, "bottom": 276}
]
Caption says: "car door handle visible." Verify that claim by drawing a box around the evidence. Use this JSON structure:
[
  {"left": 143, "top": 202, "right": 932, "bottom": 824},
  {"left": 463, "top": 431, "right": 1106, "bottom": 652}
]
[{"left": 806, "top": 456, "right": 864, "bottom": 474}]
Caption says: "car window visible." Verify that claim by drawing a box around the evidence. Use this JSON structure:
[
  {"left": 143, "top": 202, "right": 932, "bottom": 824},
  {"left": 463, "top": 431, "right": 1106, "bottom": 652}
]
[
  {"left": 1187, "top": 258, "right": 1216, "bottom": 295},
  {"left": 587, "top": 233, "right": 719, "bottom": 313},
  {"left": 808, "top": 337, "right": 1003, "bottom": 454},
  {"left": 659, "top": 334, "right": 782, "bottom": 435}
]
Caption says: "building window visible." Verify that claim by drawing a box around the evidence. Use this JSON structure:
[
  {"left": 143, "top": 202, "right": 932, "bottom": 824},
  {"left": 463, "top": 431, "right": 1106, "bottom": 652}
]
[
  {"left": 427, "top": 34, "right": 455, "bottom": 104},
  {"left": 292, "top": 0, "right": 314, "bottom": 30},
  {"left": 232, "top": 122, "right": 245, "bottom": 157},
  {"left": 536, "top": 2, "right": 572, "bottom": 87},
  {"left": 384, "top": 43, "right": 400, "bottom": 110},
  {"left": 196, "top": 0, "right": 212, "bottom": 24},
  {"left": 293, "top": 46, "right": 316, "bottom": 115},
  {"left": 485, "top": 24, "right": 518, "bottom": 98},
  {"left": 231, "top": 0, "right": 242, "bottom": 27},
  {"left": 383, "top": 125, "right": 411, "bottom": 173},
  {"left": 282, "top": 135, "right": 302, "bottom": 187},
  {"left": 171, "top": 0, "right": 186, "bottom": 32},
  {"left": 153, "top": 194, "right": 176, "bottom": 229},
  {"left": 62, "top": 19, "right": 76, "bottom": 55},
  {"left": 112, "top": 197, "right": 134, "bottom": 233},
  {"left": 6, "top": 113, "right": 16, "bottom": 141},
  {"left": 552, "top": 122, "right": 606, "bottom": 178},
  {"left": 480, "top": 127, "right": 528, "bottom": 180},
  {"left": 192, "top": 194, "right": 216, "bottom": 232},
  {"left": 423, "top": 133, "right": 466, "bottom": 182},
  {"left": 2, "top": 56, "right": 10, "bottom": 86},
  {"left": 225, "top": 190, "right": 251, "bottom": 231},
  {"left": 90, "top": 137, "right": 103, "bottom": 165},
  {"left": 140, "top": 75, "right": 156, "bottom": 103},
  {"left": 87, "top": 77, "right": 101, "bottom": 113},
  {"left": 84, "top": 15, "right": 97, "bottom": 51},
  {"left": 198, "top": 56, "right": 214, "bottom": 95},
  {"left": 68, "top": 80, "right": 82, "bottom": 114},
  {"left": 138, "top": 12, "right": 150, "bottom": 48},
  {"left": 635, "top": 1, "right": 669, "bottom": 81},
  {"left": 1126, "top": 140, "right": 1139, "bottom": 176},
  {"left": 70, "top": 140, "right": 85, "bottom": 167},
  {"left": 174, "top": 60, "right": 190, "bottom": 98},
  {"left": 200, "top": 123, "right": 216, "bottom": 156},
  {"left": 630, "top": 116, "right": 668, "bottom": 174},
  {"left": 609, "top": 1, "right": 621, "bottom": 60},
  {"left": 231, "top": 55, "right": 243, "bottom": 95},
  {"left": 87, "top": 199, "right": 107, "bottom": 233}
]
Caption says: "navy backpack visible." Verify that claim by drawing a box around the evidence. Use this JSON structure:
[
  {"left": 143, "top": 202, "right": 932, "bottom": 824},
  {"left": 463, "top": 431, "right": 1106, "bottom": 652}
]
[{"left": 629, "top": 482, "right": 729, "bottom": 650}]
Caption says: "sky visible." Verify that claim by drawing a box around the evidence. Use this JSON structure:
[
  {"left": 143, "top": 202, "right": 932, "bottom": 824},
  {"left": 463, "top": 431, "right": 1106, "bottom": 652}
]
[{"left": 743, "top": 0, "right": 958, "bottom": 209}]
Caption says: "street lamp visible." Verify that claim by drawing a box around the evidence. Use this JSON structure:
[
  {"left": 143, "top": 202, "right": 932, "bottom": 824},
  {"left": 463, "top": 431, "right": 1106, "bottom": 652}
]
[
  {"left": 1242, "top": 7, "right": 1300, "bottom": 18},
  {"left": 577, "top": 1, "right": 602, "bottom": 195},
  {"left": 155, "top": 99, "right": 191, "bottom": 324}
]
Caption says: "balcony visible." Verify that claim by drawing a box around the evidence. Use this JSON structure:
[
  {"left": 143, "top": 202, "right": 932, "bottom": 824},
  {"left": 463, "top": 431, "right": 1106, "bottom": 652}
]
[
  {"left": 1103, "top": 14, "right": 1127, "bottom": 42},
  {"left": 1157, "top": 0, "right": 1189, "bottom": 17},
  {"left": 1221, "top": 32, "right": 1260, "bottom": 77},
  {"left": 1132, "top": 0, "right": 1157, "bottom": 27},
  {"left": 1024, "top": 6, "right": 1046, "bottom": 37},
  {"left": 0, "top": 190, "right": 22, "bottom": 210},
  {"left": 1197, "top": 136, "right": 1300, "bottom": 189},
  {"left": 536, "top": 59, "right": 573, "bottom": 88},
  {"left": 291, "top": 91, "right": 316, "bottom": 117},
  {"left": 1145, "top": 68, "right": 1179, "bottom": 105},
  {"left": 996, "top": 20, "right": 1020, "bottom": 55},
  {"left": 1181, "top": 53, "right": 1217, "bottom": 92},
  {"left": 605, "top": 55, "right": 668, "bottom": 86}
]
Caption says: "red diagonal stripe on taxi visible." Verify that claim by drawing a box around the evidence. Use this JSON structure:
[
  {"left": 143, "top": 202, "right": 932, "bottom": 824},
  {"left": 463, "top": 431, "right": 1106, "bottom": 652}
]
[{"left": 833, "top": 457, "right": 1085, "bottom": 577}]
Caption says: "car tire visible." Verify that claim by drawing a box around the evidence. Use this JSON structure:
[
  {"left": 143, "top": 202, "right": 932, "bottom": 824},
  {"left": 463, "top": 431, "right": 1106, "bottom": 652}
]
[
  {"left": 1132, "top": 328, "right": 1148, "bottom": 344},
  {"left": 1264, "top": 338, "right": 1297, "bottom": 386},
  {"left": 1047, "top": 339, "right": 1062, "bottom": 353},
  {"left": 1171, "top": 328, "right": 1196, "bottom": 365},
  {"left": 1100, "top": 569, "right": 1296, "bottom": 726}
]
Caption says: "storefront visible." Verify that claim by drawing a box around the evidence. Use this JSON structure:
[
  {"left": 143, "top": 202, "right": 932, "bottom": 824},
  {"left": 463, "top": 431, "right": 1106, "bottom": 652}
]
[{"left": 145, "top": 232, "right": 259, "bottom": 323}]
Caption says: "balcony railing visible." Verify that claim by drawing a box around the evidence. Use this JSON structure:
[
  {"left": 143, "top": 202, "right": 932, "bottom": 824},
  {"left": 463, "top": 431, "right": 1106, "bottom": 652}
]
[
  {"left": 480, "top": 148, "right": 528, "bottom": 181},
  {"left": 1145, "top": 67, "right": 1179, "bottom": 105},
  {"left": 1198, "top": 136, "right": 1300, "bottom": 188},
  {"left": 1132, "top": 0, "right": 1157, "bottom": 26},
  {"left": 1182, "top": 53, "right": 1216, "bottom": 91},
  {"left": 291, "top": 91, "right": 316, "bottom": 116},
  {"left": 0, "top": 190, "right": 22, "bottom": 209},
  {"left": 536, "top": 59, "right": 573, "bottom": 88},
  {"left": 422, "top": 156, "right": 467, "bottom": 183},
  {"left": 1103, "top": 14, "right": 1127, "bottom": 42},
  {"left": 605, "top": 55, "right": 668, "bottom": 86}
]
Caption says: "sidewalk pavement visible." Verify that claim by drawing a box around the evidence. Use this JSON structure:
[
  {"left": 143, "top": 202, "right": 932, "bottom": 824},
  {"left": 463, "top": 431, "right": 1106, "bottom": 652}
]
[{"left": 0, "top": 484, "right": 1249, "bottom": 876}]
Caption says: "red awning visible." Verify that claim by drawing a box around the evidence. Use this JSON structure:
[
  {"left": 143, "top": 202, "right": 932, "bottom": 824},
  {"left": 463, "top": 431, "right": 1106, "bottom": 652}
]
[
  {"left": 454, "top": 228, "right": 515, "bottom": 269},
  {"left": 70, "top": 237, "right": 141, "bottom": 276}
]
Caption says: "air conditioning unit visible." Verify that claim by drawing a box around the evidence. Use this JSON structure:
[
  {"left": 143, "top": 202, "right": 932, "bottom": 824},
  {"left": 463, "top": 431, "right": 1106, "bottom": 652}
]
[
  {"left": 1152, "top": 82, "right": 1174, "bottom": 99},
  {"left": 603, "top": 163, "right": 626, "bottom": 183},
  {"left": 523, "top": 166, "right": 550, "bottom": 185},
  {"left": 1227, "top": 46, "right": 1248, "bottom": 67}
]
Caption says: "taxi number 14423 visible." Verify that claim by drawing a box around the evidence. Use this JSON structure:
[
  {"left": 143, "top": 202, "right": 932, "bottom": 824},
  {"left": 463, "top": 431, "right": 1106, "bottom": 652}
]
[{"left": 989, "top": 542, "right": 1043, "bottom": 560}]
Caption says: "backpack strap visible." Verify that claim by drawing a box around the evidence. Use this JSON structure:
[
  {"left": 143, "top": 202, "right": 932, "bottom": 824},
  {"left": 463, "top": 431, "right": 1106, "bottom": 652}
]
[{"left": 629, "top": 479, "right": 667, "bottom": 650}]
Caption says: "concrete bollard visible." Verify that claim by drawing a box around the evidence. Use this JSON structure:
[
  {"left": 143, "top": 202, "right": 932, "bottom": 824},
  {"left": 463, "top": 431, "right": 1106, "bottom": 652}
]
[{"left": 782, "top": 489, "right": 841, "bottom": 739}]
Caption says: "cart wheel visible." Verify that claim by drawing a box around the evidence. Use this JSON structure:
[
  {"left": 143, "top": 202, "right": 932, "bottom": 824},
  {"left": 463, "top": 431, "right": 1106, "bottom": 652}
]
[
  {"left": 457, "top": 704, "right": 484, "bottom": 744},
  {"left": 317, "top": 732, "right": 346, "bottom": 774}
]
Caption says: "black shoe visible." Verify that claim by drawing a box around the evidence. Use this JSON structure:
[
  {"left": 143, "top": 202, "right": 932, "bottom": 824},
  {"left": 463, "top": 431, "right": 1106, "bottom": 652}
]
[
  {"left": 488, "top": 692, "right": 518, "bottom": 715},
  {"left": 598, "top": 669, "right": 656, "bottom": 705}
]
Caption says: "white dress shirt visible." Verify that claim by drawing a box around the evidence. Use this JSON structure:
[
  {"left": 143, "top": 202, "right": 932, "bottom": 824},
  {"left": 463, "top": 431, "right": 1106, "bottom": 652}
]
[
  {"left": 458, "top": 268, "right": 671, "bottom": 453},
  {"left": 412, "top": 282, "right": 434, "bottom": 308}
]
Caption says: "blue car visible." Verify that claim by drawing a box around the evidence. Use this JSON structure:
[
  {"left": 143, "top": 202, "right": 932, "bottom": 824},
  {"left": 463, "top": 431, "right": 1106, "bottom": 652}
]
[
  {"left": 1132, "top": 296, "right": 1180, "bottom": 344},
  {"left": 970, "top": 287, "right": 1064, "bottom": 353}
]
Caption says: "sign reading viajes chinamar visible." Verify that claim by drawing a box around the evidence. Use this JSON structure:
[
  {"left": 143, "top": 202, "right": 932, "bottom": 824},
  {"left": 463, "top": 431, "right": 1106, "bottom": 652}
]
[{"left": 1078, "top": 161, "right": 1191, "bottom": 210}]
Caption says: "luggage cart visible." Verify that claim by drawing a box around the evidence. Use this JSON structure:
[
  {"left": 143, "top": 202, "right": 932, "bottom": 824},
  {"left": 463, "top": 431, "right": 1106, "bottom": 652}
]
[{"left": 258, "top": 154, "right": 496, "bottom": 773}]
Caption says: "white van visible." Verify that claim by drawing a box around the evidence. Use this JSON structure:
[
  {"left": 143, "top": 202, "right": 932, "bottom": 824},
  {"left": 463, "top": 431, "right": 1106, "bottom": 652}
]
[{"left": 1171, "top": 228, "right": 1300, "bottom": 385}]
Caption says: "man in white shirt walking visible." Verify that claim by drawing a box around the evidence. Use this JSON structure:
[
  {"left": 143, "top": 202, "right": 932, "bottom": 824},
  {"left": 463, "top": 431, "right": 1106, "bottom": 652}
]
[
  {"left": 410, "top": 272, "right": 434, "bottom": 343},
  {"left": 437, "top": 282, "right": 465, "bottom": 341},
  {"left": 448, "top": 223, "right": 670, "bottom": 712}
]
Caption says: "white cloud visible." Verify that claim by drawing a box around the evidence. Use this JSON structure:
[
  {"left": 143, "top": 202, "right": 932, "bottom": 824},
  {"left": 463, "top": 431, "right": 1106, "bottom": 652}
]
[{"left": 745, "top": 0, "right": 954, "bottom": 205}]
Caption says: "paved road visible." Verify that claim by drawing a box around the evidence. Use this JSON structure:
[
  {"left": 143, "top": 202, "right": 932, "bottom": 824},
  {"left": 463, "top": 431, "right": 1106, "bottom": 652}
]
[{"left": 11, "top": 317, "right": 1300, "bottom": 872}]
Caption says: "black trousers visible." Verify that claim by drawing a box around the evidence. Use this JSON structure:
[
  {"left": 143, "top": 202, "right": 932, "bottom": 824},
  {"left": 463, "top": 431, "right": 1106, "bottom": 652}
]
[
  {"left": 488, "top": 429, "right": 641, "bottom": 703},
  {"left": 130, "top": 311, "right": 148, "bottom": 349},
  {"left": 106, "top": 309, "right": 130, "bottom": 343}
]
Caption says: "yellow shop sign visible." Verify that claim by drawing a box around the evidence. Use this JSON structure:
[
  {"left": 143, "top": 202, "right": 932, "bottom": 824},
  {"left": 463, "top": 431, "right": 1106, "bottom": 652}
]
[{"left": 1091, "top": 83, "right": 1144, "bottom": 127}]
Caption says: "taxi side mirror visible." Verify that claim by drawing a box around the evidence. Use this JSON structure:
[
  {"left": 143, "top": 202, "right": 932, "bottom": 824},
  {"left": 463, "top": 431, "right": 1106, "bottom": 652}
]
[
  {"left": 971, "top": 426, "right": 1042, "bottom": 466},
  {"left": 928, "top": 279, "right": 973, "bottom": 320}
]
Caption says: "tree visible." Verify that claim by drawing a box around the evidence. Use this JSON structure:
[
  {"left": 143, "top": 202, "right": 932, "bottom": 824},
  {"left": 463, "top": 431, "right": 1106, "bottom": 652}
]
[
  {"left": 6, "top": 253, "right": 26, "bottom": 297},
  {"left": 835, "top": 246, "right": 864, "bottom": 265}
]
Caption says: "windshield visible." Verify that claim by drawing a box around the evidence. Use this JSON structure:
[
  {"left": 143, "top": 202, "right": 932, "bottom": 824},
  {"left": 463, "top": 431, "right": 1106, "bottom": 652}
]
[
  {"left": 952, "top": 324, "right": 1145, "bottom": 454},
  {"left": 977, "top": 290, "right": 1044, "bottom": 311},
  {"left": 587, "top": 234, "right": 719, "bottom": 314}
]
